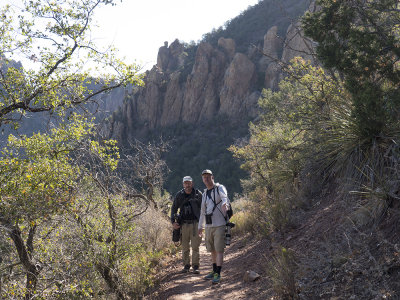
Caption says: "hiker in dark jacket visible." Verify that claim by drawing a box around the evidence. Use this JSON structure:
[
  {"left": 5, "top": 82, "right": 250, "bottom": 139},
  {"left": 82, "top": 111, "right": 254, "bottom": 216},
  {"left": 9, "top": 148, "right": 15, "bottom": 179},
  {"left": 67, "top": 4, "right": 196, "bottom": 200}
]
[{"left": 171, "top": 176, "right": 202, "bottom": 273}]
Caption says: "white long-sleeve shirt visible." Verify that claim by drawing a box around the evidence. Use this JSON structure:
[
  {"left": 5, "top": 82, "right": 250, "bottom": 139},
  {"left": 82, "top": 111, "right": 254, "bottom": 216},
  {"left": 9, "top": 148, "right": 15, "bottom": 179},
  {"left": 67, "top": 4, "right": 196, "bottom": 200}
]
[{"left": 198, "top": 183, "right": 230, "bottom": 229}]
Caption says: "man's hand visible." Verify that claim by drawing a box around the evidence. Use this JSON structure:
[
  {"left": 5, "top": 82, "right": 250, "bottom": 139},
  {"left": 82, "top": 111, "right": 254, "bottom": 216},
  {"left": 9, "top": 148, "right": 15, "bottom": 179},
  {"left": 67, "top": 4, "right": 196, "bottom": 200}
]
[
  {"left": 173, "top": 222, "right": 180, "bottom": 230},
  {"left": 221, "top": 203, "right": 228, "bottom": 214},
  {"left": 198, "top": 228, "right": 203, "bottom": 237}
]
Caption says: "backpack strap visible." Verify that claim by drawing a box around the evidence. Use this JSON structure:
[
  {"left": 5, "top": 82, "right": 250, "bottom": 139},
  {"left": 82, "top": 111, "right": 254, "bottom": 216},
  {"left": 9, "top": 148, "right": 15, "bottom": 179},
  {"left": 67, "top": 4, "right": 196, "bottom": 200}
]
[
  {"left": 214, "top": 184, "right": 231, "bottom": 221},
  {"left": 189, "top": 189, "right": 201, "bottom": 221},
  {"left": 209, "top": 184, "right": 229, "bottom": 221},
  {"left": 215, "top": 183, "right": 220, "bottom": 195}
]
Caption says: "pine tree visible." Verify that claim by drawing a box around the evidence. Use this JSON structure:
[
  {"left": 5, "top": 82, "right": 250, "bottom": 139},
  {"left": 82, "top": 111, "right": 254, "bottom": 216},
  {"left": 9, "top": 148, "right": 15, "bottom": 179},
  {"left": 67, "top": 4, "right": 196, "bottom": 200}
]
[{"left": 302, "top": 0, "right": 400, "bottom": 140}]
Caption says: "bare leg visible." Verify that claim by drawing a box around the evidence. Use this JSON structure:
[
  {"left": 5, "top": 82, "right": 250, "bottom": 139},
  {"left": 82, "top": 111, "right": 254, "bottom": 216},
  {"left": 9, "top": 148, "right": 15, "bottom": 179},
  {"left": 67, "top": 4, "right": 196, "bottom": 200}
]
[
  {"left": 216, "top": 252, "right": 223, "bottom": 266},
  {"left": 211, "top": 250, "right": 217, "bottom": 264}
]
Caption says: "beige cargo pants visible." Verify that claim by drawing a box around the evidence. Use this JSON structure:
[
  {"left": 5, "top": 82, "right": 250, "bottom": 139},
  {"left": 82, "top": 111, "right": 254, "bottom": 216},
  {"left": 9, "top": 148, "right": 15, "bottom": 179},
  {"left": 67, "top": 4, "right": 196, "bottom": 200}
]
[{"left": 181, "top": 222, "right": 201, "bottom": 267}]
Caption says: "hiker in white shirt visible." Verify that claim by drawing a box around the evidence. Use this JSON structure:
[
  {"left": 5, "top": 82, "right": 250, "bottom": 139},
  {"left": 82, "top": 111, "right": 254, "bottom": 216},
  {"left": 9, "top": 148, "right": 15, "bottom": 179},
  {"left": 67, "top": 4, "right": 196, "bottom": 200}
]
[{"left": 198, "top": 169, "right": 230, "bottom": 284}]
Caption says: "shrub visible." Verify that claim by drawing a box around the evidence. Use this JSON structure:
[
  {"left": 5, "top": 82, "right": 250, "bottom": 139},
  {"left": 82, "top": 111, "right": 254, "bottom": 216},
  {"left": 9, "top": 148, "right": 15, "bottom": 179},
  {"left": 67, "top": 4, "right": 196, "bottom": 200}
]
[
  {"left": 267, "top": 247, "right": 299, "bottom": 299},
  {"left": 135, "top": 206, "right": 172, "bottom": 251},
  {"left": 229, "top": 196, "right": 258, "bottom": 235},
  {"left": 230, "top": 58, "right": 351, "bottom": 232}
]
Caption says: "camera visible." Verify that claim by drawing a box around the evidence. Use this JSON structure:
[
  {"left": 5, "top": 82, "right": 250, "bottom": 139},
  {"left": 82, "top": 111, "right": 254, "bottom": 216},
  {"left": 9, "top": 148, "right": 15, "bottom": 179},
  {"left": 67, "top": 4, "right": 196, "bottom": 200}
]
[
  {"left": 205, "top": 213, "right": 213, "bottom": 225},
  {"left": 225, "top": 222, "right": 235, "bottom": 246},
  {"left": 172, "top": 214, "right": 181, "bottom": 243}
]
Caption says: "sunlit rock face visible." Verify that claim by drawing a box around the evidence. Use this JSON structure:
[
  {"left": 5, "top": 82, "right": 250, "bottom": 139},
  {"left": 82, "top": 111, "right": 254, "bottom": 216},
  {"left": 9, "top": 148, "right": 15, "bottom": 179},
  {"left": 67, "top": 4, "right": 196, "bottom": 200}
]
[{"left": 108, "top": 20, "right": 315, "bottom": 139}]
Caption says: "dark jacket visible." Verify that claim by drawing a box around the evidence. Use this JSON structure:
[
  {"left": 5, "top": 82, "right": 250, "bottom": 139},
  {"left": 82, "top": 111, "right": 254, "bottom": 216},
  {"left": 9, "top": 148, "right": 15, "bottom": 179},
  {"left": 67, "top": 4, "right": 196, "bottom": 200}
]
[{"left": 170, "top": 188, "right": 202, "bottom": 223}]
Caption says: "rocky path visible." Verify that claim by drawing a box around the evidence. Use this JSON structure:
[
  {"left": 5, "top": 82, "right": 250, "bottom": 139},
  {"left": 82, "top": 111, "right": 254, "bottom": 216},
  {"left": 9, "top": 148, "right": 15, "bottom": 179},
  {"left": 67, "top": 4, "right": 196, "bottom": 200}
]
[{"left": 145, "top": 235, "right": 272, "bottom": 299}]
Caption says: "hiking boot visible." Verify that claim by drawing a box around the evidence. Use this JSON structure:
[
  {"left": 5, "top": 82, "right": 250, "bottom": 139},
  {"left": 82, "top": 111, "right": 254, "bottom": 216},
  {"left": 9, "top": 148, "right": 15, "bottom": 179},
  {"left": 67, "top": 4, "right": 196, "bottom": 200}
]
[
  {"left": 204, "top": 271, "right": 214, "bottom": 280},
  {"left": 181, "top": 265, "right": 190, "bottom": 273},
  {"left": 192, "top": 265, "right": 199, "bottom": 274},
  {"left": 212, "top": 273, "right": 221, "bottom": 284}
]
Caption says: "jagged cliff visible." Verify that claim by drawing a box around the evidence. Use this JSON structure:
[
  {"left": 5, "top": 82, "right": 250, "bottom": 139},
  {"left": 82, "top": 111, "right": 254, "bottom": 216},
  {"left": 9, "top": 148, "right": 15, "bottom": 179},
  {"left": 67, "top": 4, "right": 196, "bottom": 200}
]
[
  {"left": 109, "top": 23, "right": 313, "bottom": 142},
  {"left": 107, "top": 0, "right": 312, "bottom": 193}
]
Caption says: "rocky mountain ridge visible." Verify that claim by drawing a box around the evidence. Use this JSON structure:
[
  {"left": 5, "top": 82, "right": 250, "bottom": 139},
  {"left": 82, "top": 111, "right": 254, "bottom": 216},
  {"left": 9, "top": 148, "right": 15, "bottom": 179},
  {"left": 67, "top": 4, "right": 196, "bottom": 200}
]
[
  {"left": 104, "top": 0, "right": 312, "bottom": 194},
  {"left": 108, "top": 4, "right": 314, "bottom": 142}
]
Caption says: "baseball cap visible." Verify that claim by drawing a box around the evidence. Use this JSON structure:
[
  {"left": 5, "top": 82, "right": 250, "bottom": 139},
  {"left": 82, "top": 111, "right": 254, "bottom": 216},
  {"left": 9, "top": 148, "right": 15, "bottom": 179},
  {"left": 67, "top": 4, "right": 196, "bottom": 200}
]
[
  {"left": 201, "top": 169, "right": 213, "bottom": 175},
  {"left": 182, "top": 176, "right": 193, "bottom": 182}
]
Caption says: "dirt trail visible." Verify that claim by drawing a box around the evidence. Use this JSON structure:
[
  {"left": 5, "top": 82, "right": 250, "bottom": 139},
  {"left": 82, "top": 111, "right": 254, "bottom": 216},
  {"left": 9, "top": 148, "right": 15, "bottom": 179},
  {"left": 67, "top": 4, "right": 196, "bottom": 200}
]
[{"left": 146, "top": 236, "right": 272, "bottom": 300}]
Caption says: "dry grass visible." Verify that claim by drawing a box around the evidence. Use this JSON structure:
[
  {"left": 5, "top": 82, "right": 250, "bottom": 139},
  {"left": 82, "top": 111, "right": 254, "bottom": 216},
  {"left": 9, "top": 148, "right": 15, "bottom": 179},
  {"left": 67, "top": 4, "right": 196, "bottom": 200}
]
[
  {"left": 267, "top": 247, "right": 299, "bottom": 299},
  {"left": 230, "top": 196, "right": 258, "bottom": 235},
  {"left": 135, "top": 207, "right": 172, "bottom": 251}
]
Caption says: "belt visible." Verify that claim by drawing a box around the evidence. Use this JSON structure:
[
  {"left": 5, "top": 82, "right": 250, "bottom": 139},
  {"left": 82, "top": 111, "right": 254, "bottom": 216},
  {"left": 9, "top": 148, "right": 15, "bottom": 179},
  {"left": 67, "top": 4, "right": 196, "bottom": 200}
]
[{"left": 182, "top": 220, "right": 197, "bottom": 224}]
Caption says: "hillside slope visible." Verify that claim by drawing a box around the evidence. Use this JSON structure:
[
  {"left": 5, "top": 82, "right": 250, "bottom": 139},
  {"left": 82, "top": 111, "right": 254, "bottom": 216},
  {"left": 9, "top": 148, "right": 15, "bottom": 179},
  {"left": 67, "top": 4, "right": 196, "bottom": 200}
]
[{"left": 145, "top": 190, "right": 400, "bottom": 299}]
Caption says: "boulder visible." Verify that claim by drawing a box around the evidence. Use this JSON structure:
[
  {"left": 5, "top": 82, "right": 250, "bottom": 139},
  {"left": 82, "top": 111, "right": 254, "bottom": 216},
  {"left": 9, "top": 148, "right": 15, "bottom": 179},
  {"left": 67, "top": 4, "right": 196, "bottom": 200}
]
[
  {"left": 258, "top": 26, "right": 282, "bottom": 70},
  {"left": 160, "top": 71, "right": 184, "bottom": 126},
  {"left": 281, "top": 22, "right": 314, "bottom": 64},
  {"left": 265, "top": 61, "right": 281, "bottom": 90},
  {"left": 167, "top": 39, "right": 185, "bottom": 71},
  {"left": 157, "top": 41, "right": 170, "bottom": 72},
  {"left": 157, "top": 39, "right": 186, "bottom": 73},
  {"left": 218, "top": 37, "right": 236, "bottom": 59},
  {"left": 243, "top": 270, "right": 261, "bottom": 282},
  {"left": 182, "top": 42, "right": 227, "bottom": 122},
  {"left": 219, "top": 53, "right": 256, "bottom": 116}
]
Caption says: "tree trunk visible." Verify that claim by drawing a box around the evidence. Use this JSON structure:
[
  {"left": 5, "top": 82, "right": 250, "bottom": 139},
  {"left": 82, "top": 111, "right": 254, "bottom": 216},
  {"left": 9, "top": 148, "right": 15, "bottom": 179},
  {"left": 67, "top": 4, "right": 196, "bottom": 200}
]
[
  {"left": 96, "top": 264, "right": 126, "bottom": 300},
  {"left": 9, "top": 226, "right": 40, "bottom": 300}
]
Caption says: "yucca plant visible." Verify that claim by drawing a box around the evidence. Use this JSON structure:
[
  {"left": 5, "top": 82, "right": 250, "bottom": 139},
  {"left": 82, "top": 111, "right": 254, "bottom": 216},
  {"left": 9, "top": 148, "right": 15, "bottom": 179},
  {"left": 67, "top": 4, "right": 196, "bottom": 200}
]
[{"left": 303, "top": 0, "right": 400, "bottom": 196}]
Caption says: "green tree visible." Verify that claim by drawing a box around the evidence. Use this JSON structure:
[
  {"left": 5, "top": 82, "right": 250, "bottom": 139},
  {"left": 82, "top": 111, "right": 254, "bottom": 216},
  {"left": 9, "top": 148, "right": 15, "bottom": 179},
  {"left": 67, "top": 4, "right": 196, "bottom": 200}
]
[
  {"left": 62, "top": 139, "right": 170, "bottom": 299},
  {"left": 0, "top": 117, "right": 170, "bottom": 299},
  {"left": 302, "top": 0, "right": 400, "bottom": 140},
  {"left": 230, "top": 58, "right": 349, "bottom": 231},
  {"left": 0, "top": 0, "right": 143, "bottom": 125},
  {"left": 0, "top": 0, "right": 148, "bottom": 298},
  {"left": 0, "top": 115, "right": 117, "bottom": 298}
]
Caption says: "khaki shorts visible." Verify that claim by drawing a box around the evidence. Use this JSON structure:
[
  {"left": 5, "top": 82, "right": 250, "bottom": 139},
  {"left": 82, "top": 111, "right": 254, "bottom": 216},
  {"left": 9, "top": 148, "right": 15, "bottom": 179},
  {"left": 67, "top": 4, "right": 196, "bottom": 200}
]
[{"left": 205, "top": 225, "right": 225, "bottom": 253}]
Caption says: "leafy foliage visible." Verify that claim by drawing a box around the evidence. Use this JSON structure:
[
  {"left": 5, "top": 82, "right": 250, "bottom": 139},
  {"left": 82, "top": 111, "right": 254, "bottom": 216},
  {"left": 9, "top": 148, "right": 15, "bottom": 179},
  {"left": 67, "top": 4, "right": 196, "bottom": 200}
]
[
  {"left": 300, "top": 0, "right": 400, "bottom": 213},
  {"left": 0, "top": 1, "right": 171, "bottom": 299},
  {"left": 0, "top": 115, "right": 122, "bottom": 298},
  {"left": 0, "top": 0, "right": 143, "bottom": 126},
  {"left": 302, "top": 0, "right": 400, "bottom": 140},
  {"left": 230, "top": 58, "right": 352, "bottom": 230},
  {"left": 232, "top": 0, "right": 400, "bottom": 233},
  {"left": 232, "top": 59, "right": 347, "bottom": 181},
  {"left": 0, "top": 117, "right": 171, "bottom": 299}
]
